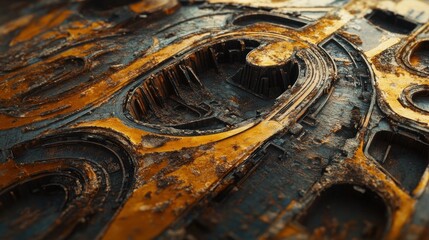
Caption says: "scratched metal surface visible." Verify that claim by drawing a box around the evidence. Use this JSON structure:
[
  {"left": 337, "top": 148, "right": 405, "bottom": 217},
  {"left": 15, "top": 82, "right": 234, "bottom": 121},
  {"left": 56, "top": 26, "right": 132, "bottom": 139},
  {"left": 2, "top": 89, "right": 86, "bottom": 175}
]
[{"left": 0, "top": 0, "right": 428, "bottom": 239}]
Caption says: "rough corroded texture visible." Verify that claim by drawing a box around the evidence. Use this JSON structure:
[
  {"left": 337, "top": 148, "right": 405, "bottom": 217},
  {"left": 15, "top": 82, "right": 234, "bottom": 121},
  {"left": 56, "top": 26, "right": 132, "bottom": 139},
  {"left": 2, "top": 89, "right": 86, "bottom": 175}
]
[{"left": 0, "top": 0, "right": 428, "bottom": 239}]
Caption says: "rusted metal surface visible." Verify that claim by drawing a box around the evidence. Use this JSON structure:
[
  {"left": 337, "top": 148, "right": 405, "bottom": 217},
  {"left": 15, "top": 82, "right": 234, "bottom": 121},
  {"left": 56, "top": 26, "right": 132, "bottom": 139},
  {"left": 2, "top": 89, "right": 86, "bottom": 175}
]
[{"left": 0, "top": 0, "right": 428, "bottom": 239}]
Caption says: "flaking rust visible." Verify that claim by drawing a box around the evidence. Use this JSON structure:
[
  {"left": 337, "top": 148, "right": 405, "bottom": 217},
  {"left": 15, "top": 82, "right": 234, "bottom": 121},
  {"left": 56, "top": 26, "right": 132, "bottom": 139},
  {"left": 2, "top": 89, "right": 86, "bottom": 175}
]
[{"left": 0, "top": 0, "right": 428, "bottom": 239}]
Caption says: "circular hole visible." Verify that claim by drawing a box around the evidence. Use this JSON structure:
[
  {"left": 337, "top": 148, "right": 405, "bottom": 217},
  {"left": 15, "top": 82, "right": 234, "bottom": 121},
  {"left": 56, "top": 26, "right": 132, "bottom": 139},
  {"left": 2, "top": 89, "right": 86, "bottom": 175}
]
[
  {"left": 412, "top": 89, "right": 429, "bottom": 112},
  {"left": 410, "top": 40, "right": 429, "bottom": 72}
]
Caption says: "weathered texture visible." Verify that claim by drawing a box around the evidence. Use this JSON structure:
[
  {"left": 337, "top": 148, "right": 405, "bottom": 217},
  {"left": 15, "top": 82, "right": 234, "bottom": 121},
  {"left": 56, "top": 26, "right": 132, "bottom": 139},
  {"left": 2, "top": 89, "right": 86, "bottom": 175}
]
[{"left": 0, "top": 0, "right": 428, "bottom": 239}]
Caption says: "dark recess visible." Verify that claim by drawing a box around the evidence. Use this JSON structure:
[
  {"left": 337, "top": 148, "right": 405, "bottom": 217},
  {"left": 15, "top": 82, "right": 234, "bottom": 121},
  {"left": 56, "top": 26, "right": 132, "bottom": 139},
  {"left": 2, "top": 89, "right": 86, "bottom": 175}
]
[
  {"left": 0, "top": 175, "right": 68, "bottom": 239},
  {"left": 365, "top": 9, "right": 417, "bottom": 34},
  {"left": 298, "top": 184, "right": 388, "bottom": 239},
  {"left": 127, "top": 39, "right": 299, "bottom": 132},
  {"left": 410, "top": 41, "right": 429, "bottom": 72},
  {"left": 412, "top": 89, "right": 429, "bottom": 112},
  {"left": 368, "top": 131, "right": 429, "bottom": 192},
  {"left": 0, "top": 133, "right": 136, "bottom": 240}
]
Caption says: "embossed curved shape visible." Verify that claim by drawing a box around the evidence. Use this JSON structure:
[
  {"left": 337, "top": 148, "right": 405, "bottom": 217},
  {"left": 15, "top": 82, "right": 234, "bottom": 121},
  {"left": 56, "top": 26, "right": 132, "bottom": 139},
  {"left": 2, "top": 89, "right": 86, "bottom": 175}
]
[
  {"left": 400, "top": 84, "right": 429, "bottom": 114},
  {"left": 0, "top": 57, "right": 86, "bottom": 109},
  {"left": 0, "top": 132, "right": 135, "bottom": 240},
  {"left": 1, "top": 0, "right": 428, "bottom": 239},
  {"left": 126, "top": 38, "right": 301, "bottom": 133}
]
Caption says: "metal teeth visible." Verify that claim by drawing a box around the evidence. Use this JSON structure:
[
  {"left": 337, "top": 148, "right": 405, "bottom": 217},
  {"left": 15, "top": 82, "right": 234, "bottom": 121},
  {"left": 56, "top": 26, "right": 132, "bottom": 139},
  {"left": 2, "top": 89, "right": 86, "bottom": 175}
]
[
  {"left": 231, "top": 60, "right": 299, "bottom": 99},
  {"left": 127, "top": 39, "right": 268, "bottom": 129}
]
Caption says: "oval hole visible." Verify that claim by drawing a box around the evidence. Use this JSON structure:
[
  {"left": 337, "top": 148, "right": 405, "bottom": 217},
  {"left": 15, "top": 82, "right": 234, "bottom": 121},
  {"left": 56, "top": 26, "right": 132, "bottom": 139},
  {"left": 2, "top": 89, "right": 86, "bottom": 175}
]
[
  {"left": 412, "top": 89, "right": 429, "bottom": 112},
  {"left": 410, "top": 41, "right": 429, "bottom": 72}
]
